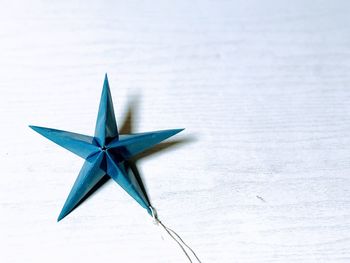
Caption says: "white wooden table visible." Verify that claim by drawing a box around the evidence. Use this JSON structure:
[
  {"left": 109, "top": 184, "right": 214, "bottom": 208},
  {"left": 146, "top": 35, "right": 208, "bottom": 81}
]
[{"left": 1, "top": 1, "right": 349, "bottom": 262}]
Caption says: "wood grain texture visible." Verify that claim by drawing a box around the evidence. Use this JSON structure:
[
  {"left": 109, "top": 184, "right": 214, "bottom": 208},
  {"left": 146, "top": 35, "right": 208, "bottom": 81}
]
[{"left": 1, "top": 0, "right": 350, "bottom": 262}]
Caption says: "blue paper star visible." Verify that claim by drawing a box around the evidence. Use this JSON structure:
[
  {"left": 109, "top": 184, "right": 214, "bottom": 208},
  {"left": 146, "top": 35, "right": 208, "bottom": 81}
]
[{"left": 29, "top": 74, "right": 183, "bottom": 221}]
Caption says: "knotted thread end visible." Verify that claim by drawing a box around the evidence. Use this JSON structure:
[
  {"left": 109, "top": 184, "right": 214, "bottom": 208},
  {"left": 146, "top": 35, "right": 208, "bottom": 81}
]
[{"left": 149, "top": 206, "right": 159, "bottom": 225}]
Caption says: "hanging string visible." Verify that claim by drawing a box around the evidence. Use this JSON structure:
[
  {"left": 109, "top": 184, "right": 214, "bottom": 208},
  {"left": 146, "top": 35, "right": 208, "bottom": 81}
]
[
  {"left": 150, "top": 206, "right": 202, "bottom": 263},
  {"left": 163, "top": 224, "right": 202, "bottom": 263}
]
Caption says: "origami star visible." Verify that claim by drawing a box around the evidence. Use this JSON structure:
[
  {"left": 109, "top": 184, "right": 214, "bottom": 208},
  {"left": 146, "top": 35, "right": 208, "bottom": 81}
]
[{"left": 29, "top": 75, "right": 183, "bottom": 221}]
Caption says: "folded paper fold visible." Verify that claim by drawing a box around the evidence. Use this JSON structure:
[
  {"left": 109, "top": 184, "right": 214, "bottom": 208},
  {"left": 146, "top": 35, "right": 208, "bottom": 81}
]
[
  {"left": 108, "top": 129, "right": 184, "bottom": 159},
  {"left": 57, "top": 152, "right": 105, "bottom": 221},
  {"left": 94, "top": 74, "right": 118, "bottom": 147},
  {"left": 29, "top": 126, "right": 99, "bottom": 159}
]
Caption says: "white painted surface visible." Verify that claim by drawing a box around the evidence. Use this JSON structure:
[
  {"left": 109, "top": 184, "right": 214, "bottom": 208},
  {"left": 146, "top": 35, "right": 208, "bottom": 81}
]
[{"left": 1, "top": 0, "right": 350, "bottom": 262}]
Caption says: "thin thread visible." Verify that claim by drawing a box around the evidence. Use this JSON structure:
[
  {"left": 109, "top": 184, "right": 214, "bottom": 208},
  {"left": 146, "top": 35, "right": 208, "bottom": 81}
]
[
  {"left": 158, "top": 220, "right": 193, "bottom": 262},
  {"left": 164, "top": 224, "right": 202, "bottom": 263},
  {"left": 150, "top": 206, "right": 202, "bottom": 263}
]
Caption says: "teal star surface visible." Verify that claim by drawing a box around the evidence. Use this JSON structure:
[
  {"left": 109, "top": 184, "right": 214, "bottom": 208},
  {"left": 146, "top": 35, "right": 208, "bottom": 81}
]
[{"left": 29, "top": 74, "right": 183, "bottom": 221}]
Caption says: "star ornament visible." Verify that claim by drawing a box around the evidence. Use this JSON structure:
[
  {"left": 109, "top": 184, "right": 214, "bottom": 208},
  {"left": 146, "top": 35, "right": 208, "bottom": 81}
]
[{"left": 29, "top": 74, "right": 183, "bottom": 221}]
